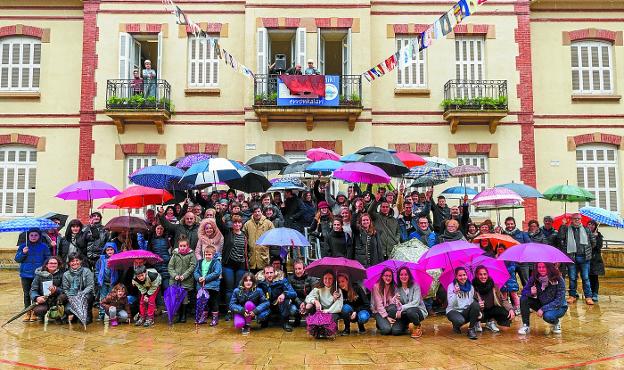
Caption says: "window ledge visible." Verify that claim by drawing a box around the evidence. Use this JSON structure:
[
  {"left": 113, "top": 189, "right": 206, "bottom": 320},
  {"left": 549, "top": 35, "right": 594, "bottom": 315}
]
[
  {"left": 0, "top": 91, "right": 40, "bottom": 99},
  {"left": 572, "top": 94, "right": 621, "bottom": 102},
  {"left": 185, "top": 88, "right": 220, "bottom": 96},
  {"left": 394, "top": 88, "right": 430, "bottom": 97}
]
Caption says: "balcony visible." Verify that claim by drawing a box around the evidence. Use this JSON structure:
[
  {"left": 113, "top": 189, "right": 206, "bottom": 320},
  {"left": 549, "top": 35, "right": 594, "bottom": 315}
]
[
  {"left": 253, "top": 74, "right": 363, "bottom": 131},
  {"left": 105, "top": 79, "right": 173, "bottom": 134},
  {"left": 442, "top": 80, "right": 509, "bottom": 134}
]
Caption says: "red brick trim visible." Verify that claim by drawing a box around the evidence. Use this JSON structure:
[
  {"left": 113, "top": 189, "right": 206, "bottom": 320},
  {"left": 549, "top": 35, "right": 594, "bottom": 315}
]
[
  {"left": 387, "top": 24, "right": 429, "bottom": 37},
  {"left": 0, "top": 16, "right": 83, "bottom": 21},
  {"left": 115, "top": 143, "right": 166, "bottom": 159},
  {"left": 275, "top": 140, "right": 343, "bottom": 155},
  {"left": 0, "top": 133, "right": 46, "bottom": 151},
  {"left": 567, "top": 132, "right": 622, "bottom": 151},
  {"left": 315, "top": 18, "right": 354, "bottom": 28},
  {"left": 448, "top": 143, "right": 498, "bottom": 158},
  {"left": 182, "top": 22, "right": 223, "bottom": 34},
  {"left": 388, "top": 142, "right": 438, "bottom": 156},
  {"left": 121, "top": 23, "right": 168, "bottom": 36},
  {"left": 176, "top": 143, "right": 226, "bottom": 157},
  {"left": 0, "top": 24, "right": 50, "bottom": 42},
  {"left": 450, "top": 24, "right": 496, "bottom": 39},
  {"left": 563, "top": 28, "right": 623, "bottom": 46}
]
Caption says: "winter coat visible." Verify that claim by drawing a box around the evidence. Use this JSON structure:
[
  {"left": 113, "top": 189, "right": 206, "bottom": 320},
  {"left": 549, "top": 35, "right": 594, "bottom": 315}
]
[
  {"left": 62, "top": 266, "right": 95, "bottom": 296},
  {"left": 368, "top": 200, "right": 400, "bottom": 256},
  {"left": 474, "top": 285, "right": 513, "bottom": 312},
  {"left": 540, "top": 226, "right": 559, "bottom": 247},
  {"left": 84, "top": 224, "right": 109, "bottom": 264},
  {"left": 504, "top": 228, "right": 531, "bottom": 244},
  {"left": 305, "top": 286, "right": 343, "bottom": 313},
  {"left": 168, "top": 248, "right": 198, "bottom": 290},
  {"left": 132, "top": 268, "right": 161, "bottom": 296},
  {"left": 243, "top": 216, "right": 275, "bottom": 270},
  {"left": 341, "top": 284, "right": 370, "bottom": 313},
  {"left": 30, "top": 267, "right": 63, "bottom": 302},
  {"left": 215, "top": 215, "right": 249, "bottom": 268},
  {"left": 195, "top": 218, "right": 224, "bottom": 260},
  {"left": 397, "top": 285, "right": 428, "bottom": 319},
  {"left": 15, "top": 240, "right": 50, "bottom": 279},
  {"left": 446, "top": 283, "right": 476, "bottom": 313},
  {"left": 288, "top": 274, "right": 319, "bottom": 306},
  {"left": 557, "top": 225, "right": 595, "bottom": 261},
  {"left": 397, "top": 216, "right": 418, "bottom": 243},
  {"left": 352, "top": 228, "right": 384, "bottom": 267},
  {"left": 371, "top": 283, "right": 399, "bottom": 317},
  {"left": 159, "top": 214, "right": 199, "bottom": 251},
  {"left": 324, "top": 230, "right": 352, "bottom": 258},
  {"left": 408, "top": 228, "right": 438, "bottom": 248},
  {"left": 59, "top": 232, "right": 91, "bottom": 263},
  {"left": 100, "top": 290, "right": 131, "bottom": 314},
  {"left": 229, "top": 287, "right": 270, "bottom": 316},
  {"left": 149, "top": 236, "right": 171, "bottom": 281},
  {"left": 296, "top": 200, "right": 316, "bottom": 231},
  {"left": 501, "top": 261, "right": 519, "bottom": 292},
  {"left": 257, "top": 271, "right": 297, "bottom": 302},
  {"left": 95, "top": 243, "right": 119, "bottom": 288},
  {"left": 283, "top": 196, "right": 304, "bottom": 231},
  {"left": 194, "top": 258, "right": 222, "bottom": 291},
  {"left": 590, "top": 231, "right": 605, "bottom": 276},
  {"left": 521, "top": 276, "right": 567, "bottom": 312},
  {"left": 310, "top": 215, "right": 333, "bottom": 242},
  {"left": 430, "top": 199, "right": 451, "bottom": 233},
  {"left": 528, "top": 229, "right": 547, "bottom": 244}
]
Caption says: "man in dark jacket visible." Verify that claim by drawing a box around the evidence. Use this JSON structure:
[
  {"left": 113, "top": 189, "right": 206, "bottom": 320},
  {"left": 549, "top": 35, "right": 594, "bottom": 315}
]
[
  {"left": 428, "top": 191, "right": 451, "bottom": 234},
  {"left": 288, "top": 259, "right": 318, "bottom": 327},
  {"left": 397, "top": 199, "right": 418, "bottom": 242},
  {"left": 257, "top": 265, "right": 297, "bottom": 331},
  {"left": 368, "top": 195, "right": 400, "bottom": 258},
  {"left": 541, "top": 216, "right": 559, "bottom": 247},
  {"left": 558, "top": 213, "right": 596, "bottom": 305},
  {"left": 159, "top": 211, "right": 199, "bottom": 248},
  {"left": 283, "top": 190, "right": 304, "bottom": 231}
]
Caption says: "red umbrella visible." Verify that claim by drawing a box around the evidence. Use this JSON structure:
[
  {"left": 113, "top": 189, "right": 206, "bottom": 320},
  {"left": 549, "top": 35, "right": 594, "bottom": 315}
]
[
  {"left": 110, "top": 186, "right": 173, "bottom": 208},
  {"left": 553, "top": 213, "right": 590, "bottom": 230},
  {"left": 473, "top": 233, "right": 519, "bottom": 249},
  {"left": 395, "top": 152, "right": 426, "bottom": 168}
]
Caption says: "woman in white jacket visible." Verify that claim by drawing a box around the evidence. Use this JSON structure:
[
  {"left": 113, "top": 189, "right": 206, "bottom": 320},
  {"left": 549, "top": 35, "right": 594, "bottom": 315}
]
[
  {"left": 305, "top": 270, "right": 343, "bottom": 320},
  {"left": 395, "top": 266, "right": 428, "bottom": 338},
  {"left": 446, "top": 266, "right": 480, "bottom": 340}
]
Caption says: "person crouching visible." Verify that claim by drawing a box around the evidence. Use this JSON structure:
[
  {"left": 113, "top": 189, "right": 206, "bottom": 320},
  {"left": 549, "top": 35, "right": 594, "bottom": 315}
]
[{"left": 100, "top": 283, "right": 131, "bottom": 326}]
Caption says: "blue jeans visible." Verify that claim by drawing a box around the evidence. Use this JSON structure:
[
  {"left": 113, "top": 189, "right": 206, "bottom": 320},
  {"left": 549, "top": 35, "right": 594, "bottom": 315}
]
[
  {"left": 520, "top": 297, "right": 568, "bottom": 325},
  {"left": 222, "top": 264, "right": 247, "bottom": 309},
  {"left": 98, "top": 284, "right": 111, "bottom": 316},
  {"left": 568, "top": 255, "right": 592, "bottom": 298}
]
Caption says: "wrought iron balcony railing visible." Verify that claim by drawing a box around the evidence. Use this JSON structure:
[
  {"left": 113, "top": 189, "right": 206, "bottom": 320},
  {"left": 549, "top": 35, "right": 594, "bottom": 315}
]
[
  {"left": 106, "top": 79, "right": 172, "bottom": 112},
  {"left": 442, "top": 79, "right": 508, "bottom": 111},
  {"left": 253, "top": 74, "right": 362, "bottom": 107}
]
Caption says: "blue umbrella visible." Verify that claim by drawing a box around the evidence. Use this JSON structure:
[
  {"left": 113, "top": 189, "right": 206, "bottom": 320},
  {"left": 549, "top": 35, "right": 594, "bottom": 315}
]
[
  {"left": 495, "top": 182, "right": 543, "bottom": 199},
  {"left": 256, "top": 227, "right": 311, "bottom": 247},
  {"left": 340, "top": 153, "right": 363, "bottom": 162},
  {"left": 305, "top": 160, "right": 342, "bottom": 174},
  {"left": 129, "top": 165, "right": 189, "bottom": 190},
  {"left": 0, "top": 217, "right": 60, "bottom": 233},
  {"left": 580, "top": 206, "right": 624, "bottom": 228},
  {"left": 268, "top": 177, "right": 306, "bottom": 191},
  {"left": 180, "top": 158, "right": 242, "bottom": 186},
  {"left": 441, "top": 186, "right": 478, "bottom": 199}
]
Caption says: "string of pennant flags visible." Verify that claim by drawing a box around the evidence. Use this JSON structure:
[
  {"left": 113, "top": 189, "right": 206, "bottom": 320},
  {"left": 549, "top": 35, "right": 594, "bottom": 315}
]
[
  {"left": 363, "top": 0, "right": 488, "bottom": 83},
  {"left": 162, "top": 0, "right": 488, "bottom": 83}
]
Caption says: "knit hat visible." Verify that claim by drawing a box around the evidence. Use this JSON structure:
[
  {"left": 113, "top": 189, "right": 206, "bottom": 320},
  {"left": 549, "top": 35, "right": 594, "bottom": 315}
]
[{"left": 318, "top": 201, "right": 329, "bottom": 209}]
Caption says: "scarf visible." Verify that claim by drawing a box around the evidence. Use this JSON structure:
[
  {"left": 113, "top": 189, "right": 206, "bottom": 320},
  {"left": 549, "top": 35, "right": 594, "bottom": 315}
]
[
  {"left": 503, "top": 228, "right": 519, "bottom": 236},
  {"left": 537, "top": 275, "right": 549, "bottom": 291},
  {"left": 456, "top": 280, "right": 472, "bottom": 293},
  {"left": 67, "top": 267, "right": 82, "bottom": 296},
  {"left": 466, "top": 230, "right": 480, "bottom": 241},
  {"left": 566, "top": 225, "right": 588, "bottom": 254},
  {"left": 415, "top": 227, "right": 432, "bottom": 244},
  {"left": 440, "top": 229, "right": 465, "bottom": 242},
  {"left": 473, "top": 278, "right": 494, "bottom": 296}
]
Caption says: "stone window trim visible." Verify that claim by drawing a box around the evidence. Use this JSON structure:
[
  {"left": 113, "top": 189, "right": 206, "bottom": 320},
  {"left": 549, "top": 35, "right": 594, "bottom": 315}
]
[
  {"left": 0, "top": 24, "right": 50, "bottom": 43},
  {"left": 0, "top": 133, "right": 45, "bottom": 151},
  {"left": 256, "top": 18, "right": 360, "bottom": 33},
  {"left": 275, "top": 140, "right": 343, "bottom": 155},
  {"left": 448, "top": 143, "right": 498, "bottom": 158},
  {"left": 388, "top": 143, "right": 438, "bottom": 157},
  {"left": 119, "top": 23, "right": 169, "bottom": 37},
  {"left": 176, "top": 143, "right": 226, "bottom": 158},
  {"left": 115, "top": 143, "right": 166, "bottom": 160},
  {"left": 567, "top": 133, "right": 622, "bottom": 151},
  {"left": 562, "top": 28, "right": 623, "bottom": 46},
  {"left": 386, "top": 24, "right": 430, "bottom": 38},
  {"left": 178, "top": 23, "right": 228, "bottom": 38}
]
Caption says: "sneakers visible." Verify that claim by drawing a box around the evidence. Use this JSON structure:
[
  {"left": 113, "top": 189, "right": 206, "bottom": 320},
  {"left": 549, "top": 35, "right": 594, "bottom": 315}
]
[
  {"left": 110, "top": 318, "right": 118, "bottom": 327},
  {"left": 514, "top": 308, "right": 521, "bottom": 316},
  {"left": 517, "top": 324, "right": 530, "bottom": 335},
  {"left": 475, "top": 323, "right": 483, "bottom": 332},
  {"left": 143, "top": 318, "right": 154, "bottom": 327},
  {"left": 210, "top": 313, "right": 219, "bottom": 327},
  {"left": 340, "top": 328, "right": 351, "bottom": 336},
  {"left": 241, "top": 325, "right": 251, "bottom": 335},
  {"left": 585, "top": 298, "right": 594, "bottom": 305},
  {"left": 485, "top": 320, "right": 500, "bottom": 333},
  {"left": 592, "top": 295, "right": 599, "bottom": 302},
  {"left": 134, "top": 317, "right": 145, "bottom": 326},
  {"left": 467, "top": 326, "right": 478, "bottom": 340},
  {"left": 566, "top": 296, "right": 577, "bottom": 304},
  {"left": 224, "top": 312, "right": 232, "bottom": 322},
  {"left": 283, "top": 322, "right": 293, "bottom": 332},
  {"left": 410, "top": 323, "right": 423, "bottom": 339},
  {"left": 553, "top": 323, "right": 562, "bottom": 334}
]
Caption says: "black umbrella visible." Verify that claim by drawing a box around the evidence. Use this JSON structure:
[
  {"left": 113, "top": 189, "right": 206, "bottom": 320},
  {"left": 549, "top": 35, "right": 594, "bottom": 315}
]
[
  {"left": 355, "top": 146, "right": 391, "bottom": 155},
  {"left": 40, "top": 212, "right": 68, "bottom": 228},
  {"left": 226, "top": 170, "right": 272, "bottom": 193},
  {"left": 279, "top": 160, "right": 311, "bottom": 175},
  {"left": 360, "top": 152, "right": 409, "bottom": 177},
  {"left": 163, "top": 190, "right": 188, "bottom": 205},
  {"left": 246, "top": 153, "right": 289, "bottom": 172}
]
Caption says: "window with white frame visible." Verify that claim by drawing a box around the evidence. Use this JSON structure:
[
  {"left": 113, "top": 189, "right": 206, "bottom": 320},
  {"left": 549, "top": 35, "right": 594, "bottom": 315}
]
[
  {"left": 576, "top": 145, "right": 619, "bottom": 212},
  {"left": 126, "top": 155, "right": 158, "bottom": 188},
  {"left": 396, "top": 37, "right": 426, "bottom": 88},
  {"left": 458, "top": 154, "right": 489, "bottom": 216},
  {"left": 0, "top": 36, "right": 41, "bottom": 91},
  {"left": 284, "top": 151, "right": 307, "bottom": 164},
  {"left": 455, "top": 36, "right": 484, "bottom": 81},
  {"left": 188, "top": 36, "right": 219, "bottom": 87},
  {"left": 571, "top": 41, "right": 613, "bottom": 94},
  {"left": 0, "top": 146, "right": 37, "bottom": 216}
]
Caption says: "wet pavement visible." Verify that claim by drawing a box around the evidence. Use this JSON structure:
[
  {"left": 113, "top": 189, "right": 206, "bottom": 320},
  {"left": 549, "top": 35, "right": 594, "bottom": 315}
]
[{"left": 1, "top": 271, "right": 624, "bottom": 369}]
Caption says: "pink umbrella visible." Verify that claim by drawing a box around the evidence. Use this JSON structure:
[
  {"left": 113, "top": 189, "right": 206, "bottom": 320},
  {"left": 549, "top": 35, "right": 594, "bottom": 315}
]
[
  {"left": 306, "top": 147, "right": 340, "bottom": 162},
  {"left": 471, "top": 187, "right": 523, "bottom": 208},
  {"left": 306, "top": 257, "right": 367, "bottom": 281},
  {"left": 438, "top": 255, "right": 510, "bottom": 289},
  {"left": 333, "top": 162, "right": 391, "bottom": 184},
  {"left": 56, "top": 180, "right": 121, "bottom": 201},
  {"left": 497, "top": 243, "right": 573, "bottom": 264},
  {"left": 417, "top": 240, "right": 484, "bottom": 270},
  {"left": 110, "top": 186, "right": 173, "bottom": 208},
  {"left": 364, "top": 260, "right": 433, "bottom": 297},
  {"left": 106, "top": 249, "right": 163, "bottom": 270}
]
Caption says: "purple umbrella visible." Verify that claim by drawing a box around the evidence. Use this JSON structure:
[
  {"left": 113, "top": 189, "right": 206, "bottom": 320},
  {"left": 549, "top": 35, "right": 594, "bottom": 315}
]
[
  {"left": 497, "top": 243, "right": 573, "bottom": 264},
  {"left": 417, "top": 240, "right": 484, "bottom": 270},
  {"left": 364, "top": 260, "right": 433, "bottom": 297},
  {"left": 438, "top": 255, "right": 510, "bottom": 289},
  {"left": 164, "top": 284, "right": 188, "bottom": 325},
  {"left": 107, "top": 250, "right": 163, "bottom": 270},
  {"left": 55, "top": 180, "right": 121, "bottom": 200},
  {"left": 306, "top": 257, "right": 367, "bottom": 282},
  {"left": 195, "top": 286, "right": 210, "bottom": 325},
  {"left": 175, "top": 153, "right": 212, "bottom": 169},
  {"left": 333, "top": 162, "right": 391, "bottom": 184}
]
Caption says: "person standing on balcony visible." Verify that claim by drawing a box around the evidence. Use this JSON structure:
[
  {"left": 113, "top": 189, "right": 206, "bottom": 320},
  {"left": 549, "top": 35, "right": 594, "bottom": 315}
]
[
  {"left": 142, "top": 59, "right": 156, "bottom": 98},
  {"left": 286, "top": 64, "right": 303, "bottom": 75},
  {"left": 304, "top": 59, "right": 320, "bottom": 75},
  {"left": 131, "top": 69, "right": 143, "bottom": 97}
]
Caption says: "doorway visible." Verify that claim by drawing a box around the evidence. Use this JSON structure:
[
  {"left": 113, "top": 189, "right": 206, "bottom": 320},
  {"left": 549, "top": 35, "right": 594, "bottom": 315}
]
[{"left": 317, "top": 29, "right": 351, "bottom": 76}]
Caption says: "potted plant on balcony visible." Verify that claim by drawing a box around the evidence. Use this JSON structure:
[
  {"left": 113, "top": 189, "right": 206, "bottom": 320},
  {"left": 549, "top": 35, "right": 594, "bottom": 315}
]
[{"left": 339, "top": 93, "right": 362, "bottom": 107}]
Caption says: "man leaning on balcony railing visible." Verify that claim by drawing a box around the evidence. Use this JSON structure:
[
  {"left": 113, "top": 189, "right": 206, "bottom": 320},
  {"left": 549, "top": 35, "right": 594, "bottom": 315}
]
[
  {"left": 142, "top": 59, "right": 157, "bottom": 98},
  {"left": 304, "top": 59, "right": 320, "bottom": 75}
]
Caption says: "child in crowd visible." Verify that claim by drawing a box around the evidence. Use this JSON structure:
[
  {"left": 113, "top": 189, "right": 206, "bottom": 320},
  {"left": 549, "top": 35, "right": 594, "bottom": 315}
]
[
  {"left": 132, "top": 265, "right": 161, "bottom": 327},
  {"left": 194, "top": 245, "right": 222, "bottom": 326},
  {"left": 95, "top": 242, "right": 118, "bottom": 321},
  {"left": 168, "top": 236, "right": 197, "bottom": 323},
  {"left": 229, "top": 272, "right": 270, "bottom": 335},
  {"left": 497, "top": 244, "right": 520, "bottom": 313},
  {"left": 100, "top": 284, "right": 131, "bottom": 326}
]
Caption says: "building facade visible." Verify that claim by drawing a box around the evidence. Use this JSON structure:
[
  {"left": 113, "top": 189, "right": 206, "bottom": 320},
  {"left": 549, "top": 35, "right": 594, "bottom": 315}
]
[{"left": 0, "top": 0, "right": 622, "bottom": 249}]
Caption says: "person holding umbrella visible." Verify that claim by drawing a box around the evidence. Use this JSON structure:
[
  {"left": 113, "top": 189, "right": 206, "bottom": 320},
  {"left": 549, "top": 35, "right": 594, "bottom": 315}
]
[
  {"left": 557, "top": 213, "right": 595, "bottom": 305},
  {"left": 472, "top": 266, "right": 515, "bottom": 334},
  {"left": 194, "top": 245, "right": 222, "bottom": 326},
  {"left": 168, "top": 236, "right": 197, "bottom": 323},
  {"left": 446, "top": 267, "right": 480, "bottom": 340},
  {"left": 30, "top": 256, "right": 64, "bottom": 322},
  {"left": 337, "top": 273, "right": 370, "bottom": 335},
  {"left": 60, "top": 253, "right": 95, "bottom": 325},
  {"left": 304, "top": 270, "right": 343, "bottom": 334},
  {"left": 216, "top": 214, "right": 249, "bottom": 321},
  {"left": 517, "top": 263, "right": 567, "bottom": 335},
  {"left": 158, "top": 210, "right": 200, "bottom": 254},
  {"left": 15, "top": 228, "right": 51, "bottom": 322},
  {"left": 501, "top": 217, "right": 531, "bottom": 286}
]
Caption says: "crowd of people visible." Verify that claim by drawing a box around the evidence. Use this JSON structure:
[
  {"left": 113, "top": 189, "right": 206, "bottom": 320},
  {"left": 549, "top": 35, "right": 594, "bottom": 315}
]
[{"left": 14, "top": 177, "right": 605, "bottom": 339}]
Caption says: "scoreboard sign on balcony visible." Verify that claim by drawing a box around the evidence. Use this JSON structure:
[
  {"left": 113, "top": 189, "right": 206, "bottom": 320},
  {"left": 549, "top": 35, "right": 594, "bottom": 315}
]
[{"left": 277, "top": 75, "right": 340, "bottom": 107}]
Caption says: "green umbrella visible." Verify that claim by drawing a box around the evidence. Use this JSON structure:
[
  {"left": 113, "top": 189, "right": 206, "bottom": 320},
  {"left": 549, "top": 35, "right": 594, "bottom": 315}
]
[{"left": 543, "top": 183, "right": 595, "bottom": 213}]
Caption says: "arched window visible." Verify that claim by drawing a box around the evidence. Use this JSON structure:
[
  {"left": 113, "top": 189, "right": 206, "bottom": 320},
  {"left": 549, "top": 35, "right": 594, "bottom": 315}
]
[
  {"left": 0, "top": 36, "right": 41, "bottom": 91},
  {"left": 576, "top": 145, "right": 620, "bottom": 212},
  {"left": 0, "top": 145, "right": 37, "bottom": 216},
  {"left": 571, "top": 40, "right": 613, "bottom": 94}
]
